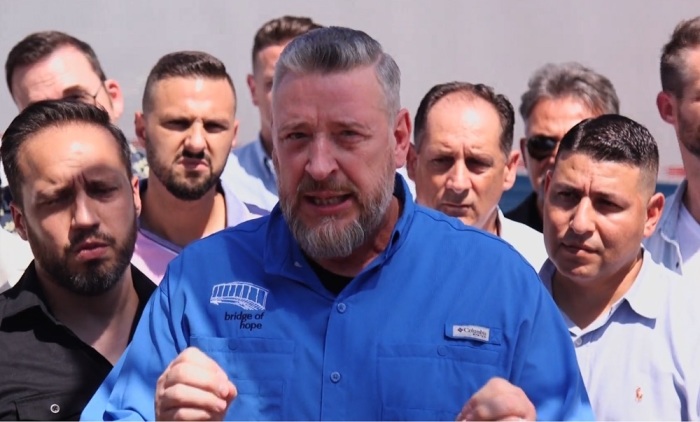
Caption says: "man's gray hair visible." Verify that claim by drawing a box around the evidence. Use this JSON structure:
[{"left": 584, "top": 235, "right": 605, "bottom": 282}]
[
  {"left": 520, "top": 62, "right": 620, "bottom": 124},
  {"left": 273, "top": 26, "right": 401, "bottom": 116}
]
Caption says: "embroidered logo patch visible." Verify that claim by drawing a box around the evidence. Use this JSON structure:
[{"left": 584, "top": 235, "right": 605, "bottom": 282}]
[
  {"left": 451, "top": 325, "right": 490, "bottom": 342},
  {"left": 210, "top": 281, "right": 269, "bottom": 311}
]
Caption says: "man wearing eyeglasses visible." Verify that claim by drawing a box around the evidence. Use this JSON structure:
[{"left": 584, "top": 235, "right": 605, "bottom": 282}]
[
  {"left": 1, "top": 31, "right": 149, "bottom": 233},
  {"left": 505, "top": 62, "right": 620, "bottom": 232}
]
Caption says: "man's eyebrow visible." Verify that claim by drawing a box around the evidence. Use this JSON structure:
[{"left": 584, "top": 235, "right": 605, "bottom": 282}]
[
  {"left": 35, "top": 185, "right": 72, "bottom": 201},
  {"left": 61, "top": 84, "right": 89, "bottom": 94}
]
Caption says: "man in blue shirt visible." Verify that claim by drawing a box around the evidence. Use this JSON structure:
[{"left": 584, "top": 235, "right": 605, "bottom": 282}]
[{"left": 85, "top": 27, "right": 592, "bottom": 421}]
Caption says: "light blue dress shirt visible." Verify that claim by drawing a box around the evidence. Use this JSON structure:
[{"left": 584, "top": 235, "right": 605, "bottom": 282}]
[
  {"left": 540, "top": 249, "right": 700, "bottom": 420},
  {"left": 644, "top": 180, "right": 685, "bottom": 274},
  {"left": 84, "top": 175, "right": 592, "bottom": 421},
  {"left": 233, "top": 137, "right": 277, "bottom": 196},
  {"left": 221, "top": 139, "right": 278, "bottom": 212}
]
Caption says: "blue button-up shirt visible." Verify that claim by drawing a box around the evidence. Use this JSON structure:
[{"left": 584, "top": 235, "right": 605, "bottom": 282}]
[{"left": 84, "top": 175, "right": 592, "bottom": 420}]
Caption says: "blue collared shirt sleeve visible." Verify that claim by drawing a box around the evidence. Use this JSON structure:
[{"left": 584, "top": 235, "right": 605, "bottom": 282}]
[{"left": 82, "top": 263, "right": 187, "bottom": 421}]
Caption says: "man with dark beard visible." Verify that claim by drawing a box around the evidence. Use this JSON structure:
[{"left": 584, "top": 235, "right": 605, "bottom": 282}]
[
  {"left": 0, "top": 101, "right": 155, "bottom": 420},
  {"left": 86, "top": 28, "right": 591, "bottom": 421},
  {"left": 130, "top": 51, "right": 264, "bottom": 283},
  {"left": 646, "top": 16, "right": 700, "bottom": 276}
]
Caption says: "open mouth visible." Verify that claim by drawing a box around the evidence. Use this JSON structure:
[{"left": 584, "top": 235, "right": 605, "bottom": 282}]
[{"left": 308, "top": 194, "right": 352, "bottom": 206}]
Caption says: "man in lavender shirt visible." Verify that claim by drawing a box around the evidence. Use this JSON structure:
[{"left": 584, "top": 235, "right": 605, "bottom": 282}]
[{"left": 131, "top": 51, "right": 265, "bottom": 283}]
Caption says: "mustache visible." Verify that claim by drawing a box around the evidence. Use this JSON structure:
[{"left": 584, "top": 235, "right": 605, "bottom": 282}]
[
  {"left": 179, "top": 149, "right": 211, "bottom": 164},
  {"left": 68, "top": 229, "right": 116, "bottom": 252},
  {"left": 441, "top": 191, "right": 468, "bottom": 204},
  {"left": 297, "top": 175, "right": 358, "bottom": 195}
]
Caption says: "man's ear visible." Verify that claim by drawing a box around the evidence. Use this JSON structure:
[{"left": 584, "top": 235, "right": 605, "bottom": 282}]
[
  {"left": 656, "top": 91, "right": 678, "bottom": 126},
  {"left": 393, "top": 108, "right": 412, "bottom": 169},
  {"left": 131, "top": 175, "right": 142, "bottom": 217},
  {"left": 503, "top": 150, "right": 520, "bottom": 191},
  {"left": 247, "top": 74, "right": 258, "bottom": 106},
  {"left": 643, "top": 192, "right": 665, "bottom": 238},
  {"left": 230, "top": 119, "right": 240, "bottom": 151},
  {"left": 134, "top": 112, "right": 147, "bottom": 149},
  {"left": 406, "top": 144, "right": 418, "bottom": 181},
  {"left": 543, "top": 169, "right": 553, "bottom": 197},
  {"left": 104, "top": 79, "right": 124, "bottom": 121},
  {"left": 519, "top": 137, "right": 529, "bottom": 169},
  {"left": 10, "top": 202, "right": 28, "bottom": 241}
]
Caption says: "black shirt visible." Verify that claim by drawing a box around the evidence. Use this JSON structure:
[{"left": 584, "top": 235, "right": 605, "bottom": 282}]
[
  {"left": 504, "top": 191, "right": 543, "bottom": 233},
  {"left": 307, "top": 257, "right": 354, "bottom": 296},
  {"left": 0, "top": 262, "right": 156, "bottom": 420}
]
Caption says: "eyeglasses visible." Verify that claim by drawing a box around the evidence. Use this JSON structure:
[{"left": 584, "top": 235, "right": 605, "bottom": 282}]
[
  {"left": 62, "top": 83, "right": 105, "bottom": 106},
  {"left": 526, "top": 135, "right": 559, "bottom": 161}
]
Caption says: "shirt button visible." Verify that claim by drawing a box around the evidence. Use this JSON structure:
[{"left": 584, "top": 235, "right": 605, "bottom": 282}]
[
  {"left": 336, "top": 303, "right": 347, "bottom": 313},
  {"left": 330, "top": 371, "right": 342, "bottom": 383},
  {"left": 50, "top": 404, "right": 60, "bottom": 414},
  {"left": 574, "top": 338, "right": 583, "bottom": 347}
]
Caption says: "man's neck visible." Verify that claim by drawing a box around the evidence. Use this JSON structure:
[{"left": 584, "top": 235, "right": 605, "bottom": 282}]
[
  {"left": 37, "top": 265, "right": 138, "bottom": 365},
  {"left": 315, "top": 196, "right": 401, "bottom": 278},
  {"left": 260, "top": 131, "right": 273, "bottom": 159},
  {"left": 141, "top": 177, "right": 227, "bottom": 248},
  {"left": 681, "top": 148, "right": 700, "bottom": 224},
  {"left": 551, "top": 251, "right": 643, "bottom": 329},
  {"left": 485, "top": 208, "right": 500, "bottom": 236}
]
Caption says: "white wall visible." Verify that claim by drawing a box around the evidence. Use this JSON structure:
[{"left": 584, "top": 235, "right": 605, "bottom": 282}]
[{"left": 0, "top": 0, "right": 696, "bottom": 182}]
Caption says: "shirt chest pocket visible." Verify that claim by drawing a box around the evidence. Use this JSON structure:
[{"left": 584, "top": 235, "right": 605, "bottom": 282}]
[
  {"left": 376, "top": 341, "right": 504, "bottom": 420},
  {"left": 13, "top": 391, "right": 86, "bottom": 420},
  {"left": 190, "top": 336, "right": 294, "bottom": 420}
]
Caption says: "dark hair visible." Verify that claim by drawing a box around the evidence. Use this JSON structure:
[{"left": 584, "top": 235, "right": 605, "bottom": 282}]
[
  {"left": 1, "top": 100, "right": 132, "bottom": 207},
  {"left": 413, "top": 82, "right": 514, "bottom": 156},
  {"left": 252, "top": 15, "right": 322, "bottom": 70},
  {"left": 275, "top": 26, "right": 401, "bottom": 117},
  {"left": 520, "top": 62, "right": 619, "bottom": 123},
  {"left": 660, "top": 16, "right": 700, "bottom": 98},
  {"left": 556, "top": 114, "right": 659, "bottom": 190},
  {"left": 5, "top": 31, "right": 107, "bottom": 95},
  {"left": 142, "top": 51, "right": 236, "bottom": 113}
]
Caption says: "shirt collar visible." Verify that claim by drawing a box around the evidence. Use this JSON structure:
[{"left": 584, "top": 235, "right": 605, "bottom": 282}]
[
  {"left": 138, "top": 178, "right": 258, "bottom": 252},
  {"left": 263, "top": 173, "right": 415, "bottom": 281},
  {"left": 538, "top": 247, "right": 663, "bottom": 322},
  {"left": 657, "top": 179, "right": 686, "bottom": 239},
  {"left": 620, "top": 248, "right": 664, "bottom": 320},
  {"left": 254, "top": 136, "right": 276, "bottom": 179}
]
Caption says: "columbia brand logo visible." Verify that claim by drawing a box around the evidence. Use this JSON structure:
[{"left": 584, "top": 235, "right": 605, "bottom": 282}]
[
  {"left": 210, "top": 282, "right": 269, "bottom": 311},
  {"left": 452, "top": 325, "right": 490, "bottom": 342}
]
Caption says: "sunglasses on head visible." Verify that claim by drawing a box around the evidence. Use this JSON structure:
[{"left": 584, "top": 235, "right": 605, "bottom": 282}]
[{"left": 526, "top": 135, "right": 559, "bottom": 161}]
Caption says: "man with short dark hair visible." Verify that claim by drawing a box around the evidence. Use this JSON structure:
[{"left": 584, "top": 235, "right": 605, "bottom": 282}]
[
  {"left": 506, "top": 62, "right": 619, "bottom": 232},
  {"left": 131, "top": 51, "right": 263, "bottom": 283},
  {"left": 477, "top": 113, "right": 700, "bottom": 420},
  {"left": 221, "top": 15, "right": 322, "bottom": 210},
  {"left": 408, "top": 82, "right": 547, "bottom": 268},
  {"left": 540, "top": 114, "right": 700, "bottom": 419},
  {"left": 86, "top": 27, "right": 591, "bottom": 421},
  {"left": 646, "top": 16, "right": 700, "bottom": 275},
  {"left": 0, "top": 101, "right": 155, "bottom": 420},
  {"left": 1, "top": 30, "right": 148, "bottom": 232}
]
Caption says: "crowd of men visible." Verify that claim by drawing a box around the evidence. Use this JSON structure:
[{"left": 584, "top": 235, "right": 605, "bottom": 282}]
[{"left": 0, "top": 12, "right": 699, "bottom": 422}]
